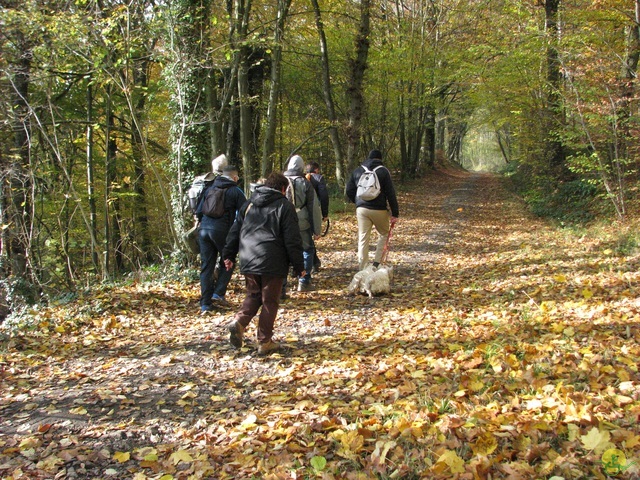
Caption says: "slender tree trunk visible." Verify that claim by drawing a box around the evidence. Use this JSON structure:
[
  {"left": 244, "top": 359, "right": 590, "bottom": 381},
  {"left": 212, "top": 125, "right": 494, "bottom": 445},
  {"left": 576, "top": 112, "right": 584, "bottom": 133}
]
[
  {"left": 262, "top": 0, "right": 291, "bottom": 177},
  {"left": 131, "top": 57, "right": 151, "bottom": 262},
  {"left": 544, "top": 0, "right": 565, "bottom": 170},
  {"left": 6, "top": 30, "right": 33, "bottom": 279},
  {"left": 399, "top": 92, "right": 409, "bottom": 180},
  {"left": 235, "top": 0, "right": 254, "bottom": 191},
  {"left": 104, "top": 86, "right": 112, "bottom": 277},
  {"left": 345, "top": 0, "right": 371, "bottom": 175},
  {"left": 86, "top": 82, "right": 100, "bottom": 273},
  {"left": 310, "top": 0, "right": 345, "bottom": 186},
  {"left": 620, "top": 0, "right": 639, "bottom": 164}
]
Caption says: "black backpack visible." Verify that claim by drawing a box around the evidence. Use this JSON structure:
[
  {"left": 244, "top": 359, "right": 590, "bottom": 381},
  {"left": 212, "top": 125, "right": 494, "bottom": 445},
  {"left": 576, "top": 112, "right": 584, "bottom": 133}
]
[{"left": 202, "top": 185, "right": 229, "bottom": 218}]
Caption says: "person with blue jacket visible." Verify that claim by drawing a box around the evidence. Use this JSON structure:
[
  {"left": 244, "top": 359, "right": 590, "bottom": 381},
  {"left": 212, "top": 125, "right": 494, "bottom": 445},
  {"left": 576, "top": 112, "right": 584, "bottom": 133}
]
[
  {"left": 196, "top": 165, "right": 246, "bottom": 313},
  {"left": 346, "top": 149, "right": 399, "bottom": 270}
]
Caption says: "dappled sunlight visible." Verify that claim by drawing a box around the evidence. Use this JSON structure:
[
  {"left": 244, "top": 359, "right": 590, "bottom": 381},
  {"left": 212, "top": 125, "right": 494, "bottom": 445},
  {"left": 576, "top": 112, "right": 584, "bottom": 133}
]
[{"left": 1, "top": 170, "right": 639, "bottom": 479}]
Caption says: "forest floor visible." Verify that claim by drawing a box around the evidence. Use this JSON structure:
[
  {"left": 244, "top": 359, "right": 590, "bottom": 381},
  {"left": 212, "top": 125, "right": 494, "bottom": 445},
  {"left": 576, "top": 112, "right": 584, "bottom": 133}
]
[{"left": 1, "top": 169, "right": 640, "bottom": 480}]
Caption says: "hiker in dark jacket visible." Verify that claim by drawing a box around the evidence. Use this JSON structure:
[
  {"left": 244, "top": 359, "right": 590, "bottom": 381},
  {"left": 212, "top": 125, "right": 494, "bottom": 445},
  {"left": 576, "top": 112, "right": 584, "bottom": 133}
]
[
  {"left": 222, "top": 172, "right": 305, "bottom": 355},
  {"left": 196, "top": 165, "right": 246, "bottom": 313},
  {"left": 346, "top": 149, "right": 399, "bottom": 270},
  {"left": 306, "top": 161, "right": 329, "bottom": 272}
]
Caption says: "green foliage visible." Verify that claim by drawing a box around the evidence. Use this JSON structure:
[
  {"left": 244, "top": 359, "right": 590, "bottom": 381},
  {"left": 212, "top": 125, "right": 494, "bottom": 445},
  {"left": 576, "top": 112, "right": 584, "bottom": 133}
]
[{"left": 506, "top": 162, "right": 597, "bottom": 224}]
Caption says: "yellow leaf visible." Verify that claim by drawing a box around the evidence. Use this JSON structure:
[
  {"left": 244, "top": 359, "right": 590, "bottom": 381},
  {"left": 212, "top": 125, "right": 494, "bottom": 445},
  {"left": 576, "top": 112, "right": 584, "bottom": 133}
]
[
  {"left": 581, "top": 288, "right": 593, "bottom": 299},
  {"left": 210, "top": 395, "right": 227, "bottom": 402},
  {"left": 567, "top": 424, "right": 580, "bottom": 442},
  {"left": 69, "top": 406, "right": 87, "bottom": 415},
  {"left": 341, "top": 430, "right": 364, "bottom": 453},
  {"left": 601, "top": 449, "right": 627, "bottom": 474},
  {"left": 113, "top": 451, "right": 130, "bottom": 463},
  {"left": 169, "top": 449, "right": 193, "bottom": 465},
  {"left": 553, "top": 274, "right": 567, "bottom": 283},
  {"left": 472, "top": 432, "right": 498, "bottom": 456},
  {"left": 436, "top": 450, "right": 465, "bottom": 474},
  {"left": 580, "top": 427, "right": 611, "bottom": 453}
]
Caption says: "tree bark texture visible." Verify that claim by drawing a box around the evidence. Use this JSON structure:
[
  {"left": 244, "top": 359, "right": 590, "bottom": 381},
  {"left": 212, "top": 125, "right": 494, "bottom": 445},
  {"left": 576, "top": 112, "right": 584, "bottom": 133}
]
[
  {"left": 345, "top": 0, "right": 371, "bottom": 175},
  {"left": 311, "top": 0, "right": 346, "bottom": 186}
]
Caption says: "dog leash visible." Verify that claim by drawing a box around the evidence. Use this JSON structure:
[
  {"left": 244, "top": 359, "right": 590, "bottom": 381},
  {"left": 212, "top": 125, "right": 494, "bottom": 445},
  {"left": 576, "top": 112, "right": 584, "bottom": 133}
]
[
  {"left": 381, "top": 221, "right": 395, "bottom": 263},
  {"left": 321, "top": 218, "right": 330, "bottom": 237}
]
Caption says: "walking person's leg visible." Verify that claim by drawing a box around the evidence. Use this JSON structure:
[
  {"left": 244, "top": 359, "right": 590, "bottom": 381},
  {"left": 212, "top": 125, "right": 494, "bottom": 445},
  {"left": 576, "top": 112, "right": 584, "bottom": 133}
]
[
  {"left": 199, "top": 229, "right": 218, "bottom": 312},
  {"left": 356, "top": 208, "right": 374, "bottom": 270},
  {"left": 256, "top": 275, "right": 285, "bottom": 354},
  {"left": 371, "top": 209, "right": 391, "bottom": 266},
  {"left": 298, "top": 230, "right": 315, "bottom": 290},
  {"left": 212, "top": 237, "right": 233, "bottom": 305},
  {"left": 228, "top": 274, "right": 262, "bottom": 348}
]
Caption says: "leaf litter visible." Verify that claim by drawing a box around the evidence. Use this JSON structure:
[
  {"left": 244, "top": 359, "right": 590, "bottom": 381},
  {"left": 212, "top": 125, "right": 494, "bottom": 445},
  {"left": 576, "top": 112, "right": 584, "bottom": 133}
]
[{"left": 1, "top": 170, "right": 639, "bottom": 479}]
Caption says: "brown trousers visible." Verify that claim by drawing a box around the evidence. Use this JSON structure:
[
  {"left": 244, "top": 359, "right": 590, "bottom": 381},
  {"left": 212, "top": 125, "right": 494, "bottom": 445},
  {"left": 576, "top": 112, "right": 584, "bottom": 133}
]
[{"left": 235, "top": 274, "right": 284, "bottom": 343}]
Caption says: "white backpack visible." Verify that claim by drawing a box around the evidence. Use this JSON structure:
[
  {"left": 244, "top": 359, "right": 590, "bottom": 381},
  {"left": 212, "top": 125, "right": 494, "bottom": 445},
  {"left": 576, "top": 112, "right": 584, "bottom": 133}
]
[{"left": 356, "top": 165, "right": 383, "bottom": 201}]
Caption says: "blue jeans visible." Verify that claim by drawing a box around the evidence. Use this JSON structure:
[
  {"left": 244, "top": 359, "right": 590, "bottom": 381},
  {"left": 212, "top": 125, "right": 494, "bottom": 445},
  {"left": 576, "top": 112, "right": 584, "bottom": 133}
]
[
  {"left": 300, "top": 247, "right": 314, "bottom": 284},
  {"left": 199, "top": 228, "right": 233, "bottom": 307}
]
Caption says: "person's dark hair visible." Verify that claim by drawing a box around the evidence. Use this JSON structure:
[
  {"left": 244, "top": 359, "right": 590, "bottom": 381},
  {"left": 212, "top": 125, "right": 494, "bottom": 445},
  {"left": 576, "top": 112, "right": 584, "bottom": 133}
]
[
  {"left": 264, "top": 172, "right": 289, "bottom": 192},
  {"left": 223, "top": 165, "right": 239, "bottom": 175},
  {"left": 305, "top": 162, "right": 320, "bottom": 174},
  {"left": 368, "top": 149, "right": 383, "bottom": 160}
]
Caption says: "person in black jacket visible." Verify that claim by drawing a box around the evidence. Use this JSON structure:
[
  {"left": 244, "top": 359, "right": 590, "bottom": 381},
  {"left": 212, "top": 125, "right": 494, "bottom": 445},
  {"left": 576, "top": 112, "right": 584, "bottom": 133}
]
[
  {"left": 346, "top": 149, "right": 399, "bottom": 270},
  {"left": 306, "top": 161, "right": 329, "bottom": 272},
  {"left": 196, "top": 165, "right": 246, "bottom": 313},
  {"left": 222, "top": 172, "right": 305, "bottom": 355}
]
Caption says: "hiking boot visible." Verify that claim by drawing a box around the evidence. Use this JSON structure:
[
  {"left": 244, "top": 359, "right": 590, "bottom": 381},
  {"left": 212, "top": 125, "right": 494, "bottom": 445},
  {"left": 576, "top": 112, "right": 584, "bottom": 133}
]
[
  {"left": 257, "top": 340, "right": 280, "bottom": 355},
  {"left": 200, "top": 304, "right": 215, "bottom": 314},
  {"left": 227, "top": 321, "right": 245, "bottom": 348},
  {"left": 212, "top": 294, "right": 231, "bottom": 308},
  {"left": 297, "top": 281, "right": 316, "bottom": 292}
]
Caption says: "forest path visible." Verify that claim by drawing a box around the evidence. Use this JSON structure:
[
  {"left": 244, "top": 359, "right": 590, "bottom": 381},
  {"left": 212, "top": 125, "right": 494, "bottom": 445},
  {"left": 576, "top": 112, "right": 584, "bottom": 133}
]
[{"left": 2, "top": 169, "right": 640, "bottom": 479}]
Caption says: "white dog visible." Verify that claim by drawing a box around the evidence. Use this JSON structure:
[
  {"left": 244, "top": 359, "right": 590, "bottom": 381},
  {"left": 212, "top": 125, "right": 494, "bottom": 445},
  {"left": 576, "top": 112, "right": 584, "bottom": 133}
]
[{"left": 347, "top": 265, "right": 394, "bottom": 297}]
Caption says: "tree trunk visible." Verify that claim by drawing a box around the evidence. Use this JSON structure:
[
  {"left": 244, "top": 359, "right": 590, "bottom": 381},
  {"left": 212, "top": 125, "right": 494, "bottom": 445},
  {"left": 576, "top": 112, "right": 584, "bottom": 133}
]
[
  {"left": 262, "top": 0, "right": 291, "bottom": 177},
  {"left": 544, "top": 0, "right": 565, "bottom": 171},
  {"left": 131, "top": 56, "right": 151, "bottom": 262},
  {"left": 345, "top": 0, "right": 371, "bottom": 175},
  {"left": 620, "top": 0, "right": 639, "bottom": 164},
  {"left": 86, "top": 81, "right": 100, "bottom": 273},
  {"left": 310, "top": 0, "right": 345, "bottom": 186},
  {"left": 235, "top": 0, "right": 254, "bottom": 191},
  {"left": 165, "top": 0, "right": 213, "bottom": 256},
  {"left": 104, "top": 85, "right": 114, "bottom": 276},
  {"left": 6, "top": 29, "right": 33, "bottom": 279}
]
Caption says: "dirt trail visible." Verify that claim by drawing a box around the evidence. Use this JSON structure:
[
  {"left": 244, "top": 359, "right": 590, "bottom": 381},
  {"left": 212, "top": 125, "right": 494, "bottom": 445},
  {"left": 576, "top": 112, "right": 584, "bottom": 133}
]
[{"left": 3, "top": 170, "right": 638, "bottom": 479}]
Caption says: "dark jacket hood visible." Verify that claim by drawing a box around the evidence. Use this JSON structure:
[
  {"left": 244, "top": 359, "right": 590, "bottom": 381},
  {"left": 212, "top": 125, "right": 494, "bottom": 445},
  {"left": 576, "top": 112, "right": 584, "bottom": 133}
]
[
  {"left": 213, "top": 175, "right": 239, "bottom": 189},
  {"left": 250, "top": 185, "right": 285, "bottom": 208}
]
